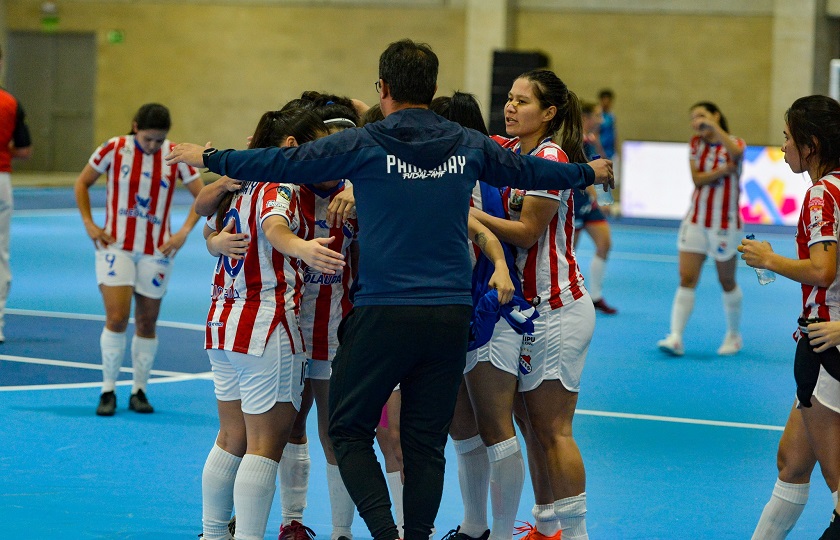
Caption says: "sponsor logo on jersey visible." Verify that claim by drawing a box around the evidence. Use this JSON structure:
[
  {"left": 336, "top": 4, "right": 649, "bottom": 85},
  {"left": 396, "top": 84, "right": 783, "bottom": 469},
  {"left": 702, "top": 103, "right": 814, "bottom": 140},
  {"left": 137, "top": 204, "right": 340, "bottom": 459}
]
[
  {"left": 211, "top": 284, "right": 241, "bottom": 301},
  {"left": 266, "top": 200, "right": 284, "bottom": 209},
  {"left": 342, "top": 221, "right": 355, "bottom": 238},
  {"left": 717, "top": 241, "right": 728, "bottom": 255},
  {"left": 315, "top": 219, "right": 329, "bottom": 229},
  {"left": 304, "top": 266, "right": 342, "bottom": 286},
  {"left": 160, "top": 177, "right": 170, "bottom": 189},
  {"left": 207, "top": 321, "right": 224, "bottom": 328},
  {"left": 386, "top": 155, "right": 467, "bottom": 180},
  {"left": 118, "top": 206, "right": 162, "bottom": 225},
  {"left": 809, "top": 197, "right": 824, "bottom": 211},
  {"left": 136, "top": 194, "right": 151, "bottom": 209}
]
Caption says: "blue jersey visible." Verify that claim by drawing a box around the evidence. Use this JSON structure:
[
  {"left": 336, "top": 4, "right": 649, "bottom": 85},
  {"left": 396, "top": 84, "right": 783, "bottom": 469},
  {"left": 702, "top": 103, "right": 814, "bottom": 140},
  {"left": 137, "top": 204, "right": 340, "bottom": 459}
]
[
  {"left": 600, "top": 111, "right": 616, "bottom": 158},
  {"left": 205, "top": 108, "right": 595, "bottom": 308}
]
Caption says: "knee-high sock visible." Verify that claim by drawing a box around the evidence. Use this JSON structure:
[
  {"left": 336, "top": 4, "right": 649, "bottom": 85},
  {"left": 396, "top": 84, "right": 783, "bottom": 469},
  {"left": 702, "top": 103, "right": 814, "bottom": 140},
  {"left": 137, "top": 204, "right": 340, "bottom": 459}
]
[
  {"left": 327, "top": 463, "right": 355, "bottom": 540},
  {"left": 280, "top": 442, "right": 310, "bottom": 524},
  {"left": 588, "top": 256, "right": 606, "bottom": 302},
  {"left": 533, "top": 503, "right": 559, "bottom": 536},
  {"left": 386, "top": 470, "right": 404, "bottom": 537},
  {"left": 751, "top": 480, "right": 809, "bottom": 540},
  {"left": 487, "top": 438, "right": 524, "bottom": 540},
  {"left": 100, "top": 328, "right": 126, "bottom": 392},
  {"left": 233, "top": 454, "right": 279, "bottom": 540},
  {"left": 555, "top": 493, "right": 587, "bottom": 540},
  {"left": 202, "top": 444, "right": 242, "bottom": 540},
  {"left": 453, "top": 435, "right": 490, "bottom": 537},
  {"left": 669, "top": 287, "right": 695, "bottom": 338},
  {"left": 722, "top": 285, "right": 743, "bottom": 336},
  {"left": 131, "top": 335, "right": 157, "bottom": 393}
]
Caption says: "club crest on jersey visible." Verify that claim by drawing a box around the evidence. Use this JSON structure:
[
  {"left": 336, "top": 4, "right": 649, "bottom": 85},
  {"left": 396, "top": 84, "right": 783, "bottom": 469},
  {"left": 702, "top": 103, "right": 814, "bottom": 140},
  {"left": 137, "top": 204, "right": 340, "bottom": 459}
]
[
  {"left": 809, "top": 197, "right": 824, "bottom": 211},
  {"left": 342, "top": 222, "right": 355, "bottom": 238},
  {"left": 278, "top": 186, "right": 292, "bottom": 201},
  {"left": 508, "top": 189, "right": 526, "bottom": 212},
  {"left": 519, "top": 354, "right": 533, "bottom": 375}
]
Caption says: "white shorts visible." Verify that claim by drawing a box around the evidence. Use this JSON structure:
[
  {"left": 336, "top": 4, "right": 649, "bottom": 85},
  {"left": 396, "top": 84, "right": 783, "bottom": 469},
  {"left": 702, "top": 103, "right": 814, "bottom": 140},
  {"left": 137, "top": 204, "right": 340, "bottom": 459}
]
[
  {"left": 677, "top": 220, "right": 742, "bottom": 262},
  {"left": 517, "top": 294, "right": 595, "bottom": 393},
  {"left": 465, "top": 318, "right": 522, "bottom": 376},
  {"left": 306, "top": 358, "right": 332, "bottom": 381},
  {"left": 207, "top": 327, "right": 306, "bottom": 414},
  {"left": 812, "top": 365, "right": 840, "bottom": 414},
  {"left": 95, "top": 245, "right": 173, "bottom": 299}
]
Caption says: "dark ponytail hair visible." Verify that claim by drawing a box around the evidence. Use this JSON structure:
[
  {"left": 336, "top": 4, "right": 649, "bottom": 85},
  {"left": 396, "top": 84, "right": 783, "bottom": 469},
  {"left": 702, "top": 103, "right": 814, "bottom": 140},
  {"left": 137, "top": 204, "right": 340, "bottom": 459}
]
[
  {"left": 215, "top": 108, "right": 327, "bottom": 229},
  {"left": 518, "top": 70, "right": 586, "bottom": 164},
  {"left": 690, "top": 101, "right": 729, "bottom": 133},
  {"left": 786, "top": 95, "right": 840, "bottom": 179},
  {"left": 430, "top": 91, "right": 488, "bottom": 136},
  {"left": 131, "top": 103, "right": 171, "bottom": 134}
]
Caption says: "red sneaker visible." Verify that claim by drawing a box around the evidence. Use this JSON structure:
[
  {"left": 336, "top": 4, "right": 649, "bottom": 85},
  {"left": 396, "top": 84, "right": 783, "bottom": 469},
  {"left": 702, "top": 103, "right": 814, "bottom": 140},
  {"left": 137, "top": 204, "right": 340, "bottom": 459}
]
[
  {"left": 514, "top": 521, "right": 561, "bottom": 540},
  {"left": 593, "top": 298, "right": 618, "bottom": 315},
  {"left": 279, "top": 520, "right": 316, "bottom": 540}
]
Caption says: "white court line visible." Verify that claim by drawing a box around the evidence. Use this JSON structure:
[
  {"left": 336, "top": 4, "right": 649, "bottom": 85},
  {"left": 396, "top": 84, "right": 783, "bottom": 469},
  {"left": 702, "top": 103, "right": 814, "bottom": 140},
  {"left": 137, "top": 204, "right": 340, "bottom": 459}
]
[
  {"left": 6, "top": 308, "right": 205, "bottom": 331},
  {"left": 0, "top": 372, "right": 213, "bottom": 392},
  {"left": 0, "top": 354, "right": 191, "bottom": 376},
  {"left": 577, "top": 408, "right": 784, "bottom": 431},
  {"left": 3, "top": 302, "right": 784, "bottom": 430}
]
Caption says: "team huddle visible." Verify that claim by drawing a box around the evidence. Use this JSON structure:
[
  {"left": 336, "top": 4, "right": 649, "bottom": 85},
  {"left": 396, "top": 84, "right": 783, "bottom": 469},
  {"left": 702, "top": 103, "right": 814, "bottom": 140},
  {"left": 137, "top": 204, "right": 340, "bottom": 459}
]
[{"left": 72, "top": 38, "right": 840, "bottom": 540}]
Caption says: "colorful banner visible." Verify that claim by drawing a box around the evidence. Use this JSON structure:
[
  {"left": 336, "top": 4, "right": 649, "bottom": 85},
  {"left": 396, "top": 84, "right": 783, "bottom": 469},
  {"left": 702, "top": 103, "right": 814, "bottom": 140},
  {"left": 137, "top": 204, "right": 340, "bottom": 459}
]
[{"left": 620, "top": 141, "right": 809, "bottom": 225}]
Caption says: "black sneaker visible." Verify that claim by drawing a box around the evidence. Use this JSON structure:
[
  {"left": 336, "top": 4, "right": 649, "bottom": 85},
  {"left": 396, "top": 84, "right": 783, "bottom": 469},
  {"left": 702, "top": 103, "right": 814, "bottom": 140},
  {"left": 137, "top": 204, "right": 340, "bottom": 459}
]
[
  {"left": 96, "top": 391, "right": 116, "bottom": 416},
  {"left": 129, "top": 389, "right": 154, "bottom": 413},
  {"left": 441, "top": 527, "right": 490, "bottom": 540}
]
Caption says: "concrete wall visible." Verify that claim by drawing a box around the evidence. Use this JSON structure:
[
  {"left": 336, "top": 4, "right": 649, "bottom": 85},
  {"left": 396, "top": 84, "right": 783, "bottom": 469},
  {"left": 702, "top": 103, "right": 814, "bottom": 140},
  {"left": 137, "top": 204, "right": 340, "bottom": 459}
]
[{"left": 5, "top": 0, "right": 835, "bottom": 163}]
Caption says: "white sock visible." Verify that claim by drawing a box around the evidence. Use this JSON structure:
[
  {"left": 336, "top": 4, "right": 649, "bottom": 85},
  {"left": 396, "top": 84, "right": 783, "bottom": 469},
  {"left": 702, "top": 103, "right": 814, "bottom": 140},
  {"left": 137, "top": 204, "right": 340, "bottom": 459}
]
[
  {"left": 202, "top": 444, "right": 242, "bottom": 540},
  {"left": 833, "top": 491, "right": 838, "bottom": 507},
  {"left": 751, "top": 479, "right": 809, "bottom": 540},
  {"left": 487, "top": 438, "right": 524, "bottom": 540},
  {"left": 588, "top": 255, "right": 606, "bottom": 302},
  {"left": 280, "top": 442, "right": 310, "bottom": 524},
  {"left": 100, "top": 328, "right": 126, "bottom": 391},
  {"left": 555, "top": 493, "right": 587, "bottom": 540},
  {"left": 386, "top": 470, "right": 404, "bottom": 537},
  {"left": 669, "top": 287, "right": 695, "bottom": 338},
  {"left": 327, "top": 463, "right": 355, "bottom": 540},
  {"left": 454, "top": 435, "right": 490, "bottom": 537},
  {"left": 533, "top": 503, "right": 559, "bottom": 536},
  {"left": 722, "top": 285, "right": 743, "bottom": 336},
  {"left": 233, "top": 454, "right": 279, "bottom": 540},
  {"left": 131, "top": 335, "right": 158, "bottom": 393}
]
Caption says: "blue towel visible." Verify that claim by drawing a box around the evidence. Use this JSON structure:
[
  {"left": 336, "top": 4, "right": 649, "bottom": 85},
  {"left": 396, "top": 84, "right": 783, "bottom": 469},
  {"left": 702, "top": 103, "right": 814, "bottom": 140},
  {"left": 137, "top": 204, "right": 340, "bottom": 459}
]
[{"left": 468, "top": 181, "right": 539, "bottom": 351}]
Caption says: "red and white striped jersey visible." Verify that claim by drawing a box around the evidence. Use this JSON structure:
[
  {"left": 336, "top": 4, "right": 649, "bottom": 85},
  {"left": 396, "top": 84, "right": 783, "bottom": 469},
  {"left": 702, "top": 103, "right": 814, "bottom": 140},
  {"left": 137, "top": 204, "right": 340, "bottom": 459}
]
[
  {"left": 205, "top": 182, "right": 305, "bottom": 357},
  {"left": 492, "top": 135, "right": 586, "bottom": 310},
  {"left": 797, "top": 172, "right": 840, "bottom": 322},
  {"left": 687, "top": 135, "right": 745, "bottom": 230},
  {"left": 292, "top": 182, "right": 358, "bottom": 361},
  {"left": 89, "top": 136, "right": 200, "bottom": 255}
]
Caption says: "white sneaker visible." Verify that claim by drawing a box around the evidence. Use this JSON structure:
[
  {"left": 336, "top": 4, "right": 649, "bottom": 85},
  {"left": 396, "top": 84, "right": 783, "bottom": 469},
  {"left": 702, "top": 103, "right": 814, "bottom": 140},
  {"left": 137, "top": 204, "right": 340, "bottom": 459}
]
[
  {"left": 717, "top": 333, "right": 743, "bottom": 356},
  {"left": 657, "top": 334, "right": 684, "bottom": 356}
]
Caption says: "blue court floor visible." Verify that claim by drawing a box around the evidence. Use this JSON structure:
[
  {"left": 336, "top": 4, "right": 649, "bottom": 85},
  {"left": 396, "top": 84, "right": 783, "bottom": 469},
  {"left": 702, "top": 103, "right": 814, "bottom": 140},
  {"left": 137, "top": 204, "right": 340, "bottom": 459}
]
[{"left": 0, "top": 187, "right": 834, "bottom": 539}]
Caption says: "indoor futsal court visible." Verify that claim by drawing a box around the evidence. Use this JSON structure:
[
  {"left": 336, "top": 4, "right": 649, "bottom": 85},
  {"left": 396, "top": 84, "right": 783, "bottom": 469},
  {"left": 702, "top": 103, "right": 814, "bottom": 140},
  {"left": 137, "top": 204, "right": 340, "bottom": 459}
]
[
  {"left": 0, "top": 185, "right": 833, "bottom": 539},
  {"left": 3, "top": 2, "right": 838, "bottom": 538}
]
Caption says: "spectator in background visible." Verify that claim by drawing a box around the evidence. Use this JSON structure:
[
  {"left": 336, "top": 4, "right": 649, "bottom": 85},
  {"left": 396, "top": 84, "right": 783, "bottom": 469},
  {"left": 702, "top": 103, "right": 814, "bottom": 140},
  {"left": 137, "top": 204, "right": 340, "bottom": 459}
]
[
  {"left": 0, "top": 44, "right": 33, "bottom": 343},
  {"left": 597, "top": 89, "right": 616, "bottom": 160}
]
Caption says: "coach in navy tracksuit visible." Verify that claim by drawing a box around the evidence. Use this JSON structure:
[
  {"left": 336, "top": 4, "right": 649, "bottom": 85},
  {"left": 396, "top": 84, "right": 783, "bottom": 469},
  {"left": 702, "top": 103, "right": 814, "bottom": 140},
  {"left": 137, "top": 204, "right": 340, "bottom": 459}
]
[{"left": 167, "top": 39, "right": 612, "bottom": 540}]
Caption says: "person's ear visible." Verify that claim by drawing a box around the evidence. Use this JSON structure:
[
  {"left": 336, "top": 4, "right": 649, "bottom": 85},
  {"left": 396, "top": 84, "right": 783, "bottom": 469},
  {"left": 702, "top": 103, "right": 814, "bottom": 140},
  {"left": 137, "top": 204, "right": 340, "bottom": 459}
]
[
  {"left": 284, "top": 136, "right": 298, "bottom": 148},
  {"left": 543, "top": 105, "right": 557, "bottom": 123}
]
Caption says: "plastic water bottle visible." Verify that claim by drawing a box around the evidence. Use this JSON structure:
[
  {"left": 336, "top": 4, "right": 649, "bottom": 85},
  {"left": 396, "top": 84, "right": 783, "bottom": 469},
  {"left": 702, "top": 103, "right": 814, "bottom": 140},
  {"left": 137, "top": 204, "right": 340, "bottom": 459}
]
[
  {"left": 746, "top": 234, "right": 776, "bottom": 285},
  {"left": 591, "top": 154, "right": 613, "bottom": 206}
]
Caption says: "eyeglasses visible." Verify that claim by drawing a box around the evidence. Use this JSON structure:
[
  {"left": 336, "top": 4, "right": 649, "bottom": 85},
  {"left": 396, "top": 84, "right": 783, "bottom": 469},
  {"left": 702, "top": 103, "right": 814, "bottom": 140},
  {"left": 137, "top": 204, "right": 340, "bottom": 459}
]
[{"left": 375, "top": 80, "right": 382, "bottom": 94}]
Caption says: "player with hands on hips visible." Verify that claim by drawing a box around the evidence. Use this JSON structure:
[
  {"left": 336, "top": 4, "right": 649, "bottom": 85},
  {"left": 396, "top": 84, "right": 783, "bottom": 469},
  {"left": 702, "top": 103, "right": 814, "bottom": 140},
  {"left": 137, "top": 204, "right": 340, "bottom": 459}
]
[{"left": 74, "top": 103, "right": 203, "bottom": 417}]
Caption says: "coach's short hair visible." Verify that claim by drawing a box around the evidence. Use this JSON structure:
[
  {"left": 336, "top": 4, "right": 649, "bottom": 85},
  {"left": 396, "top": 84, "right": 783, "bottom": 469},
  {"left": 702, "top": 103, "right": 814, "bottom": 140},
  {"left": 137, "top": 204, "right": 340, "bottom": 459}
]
[{"left": 379, "top": 39, "right": 438, "bottom": 106}]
